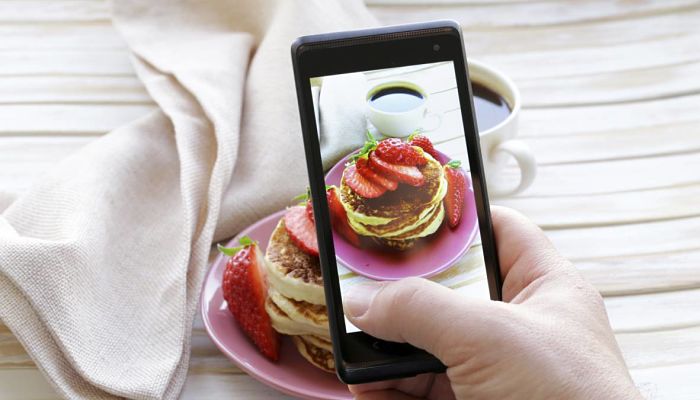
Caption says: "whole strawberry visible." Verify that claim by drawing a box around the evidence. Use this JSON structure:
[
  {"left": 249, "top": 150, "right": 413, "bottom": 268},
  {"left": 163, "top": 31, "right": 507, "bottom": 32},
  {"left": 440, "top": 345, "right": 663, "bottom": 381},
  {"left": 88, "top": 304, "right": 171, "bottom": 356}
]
[
  {"left": 409, "top": 133, "right": 440, "bottom": 161},
  {"left": 443, "top": 160, "right": 466, "bottom": 229},
  {"left": 219, "top": 237, "right": 280, "bottom": 361},
  {"left": 326, "top": 186, "right": 361, "bottom": 247}
]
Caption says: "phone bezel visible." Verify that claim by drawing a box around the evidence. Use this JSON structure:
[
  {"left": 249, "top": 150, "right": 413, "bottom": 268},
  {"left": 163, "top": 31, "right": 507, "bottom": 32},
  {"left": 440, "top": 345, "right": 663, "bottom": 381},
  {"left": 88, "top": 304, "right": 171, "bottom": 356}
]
[{"left": 291, "top": 20, "right": 502, "bottom": 384}]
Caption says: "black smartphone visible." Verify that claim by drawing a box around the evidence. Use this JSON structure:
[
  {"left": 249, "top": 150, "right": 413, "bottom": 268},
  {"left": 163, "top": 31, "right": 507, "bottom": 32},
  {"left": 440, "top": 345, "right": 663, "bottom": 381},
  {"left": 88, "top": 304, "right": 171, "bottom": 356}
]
[{"left": 291, "top": 20, "right": 502, "bottom": 384}]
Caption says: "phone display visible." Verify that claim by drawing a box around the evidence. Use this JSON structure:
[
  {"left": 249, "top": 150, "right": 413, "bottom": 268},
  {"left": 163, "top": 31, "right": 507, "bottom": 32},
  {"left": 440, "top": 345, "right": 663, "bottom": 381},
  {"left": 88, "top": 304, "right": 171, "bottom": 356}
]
[
  {"left": 309, "top": 60, "right": 489, "bottom": 333},
  {"left": 292, "top": 21, "right": 501, "bottom": 383}
]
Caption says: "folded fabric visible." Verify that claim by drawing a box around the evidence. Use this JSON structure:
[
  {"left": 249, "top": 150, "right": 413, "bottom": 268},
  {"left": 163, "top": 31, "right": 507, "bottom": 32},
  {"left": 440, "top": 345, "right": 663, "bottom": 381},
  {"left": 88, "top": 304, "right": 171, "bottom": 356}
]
[
  {"left": 0, "top": 0, "right": 376, "bottom": 398},
  {"left": 318, "top": 73, "right": 370, "bottom": 170}
]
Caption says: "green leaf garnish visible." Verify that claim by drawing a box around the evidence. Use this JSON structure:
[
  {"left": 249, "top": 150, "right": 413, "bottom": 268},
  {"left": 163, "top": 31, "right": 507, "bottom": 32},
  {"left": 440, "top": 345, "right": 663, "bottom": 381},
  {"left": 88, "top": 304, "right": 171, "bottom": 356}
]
[
  {"left": 446, "top": 160, "right": 462, "bottom": 169},
  {"left": 217, "top": 235, "right": 257, "bottom": 256},
  {"left": 349, "top": 131, "right": 379, "bottom": 163},
  {"left": 366, "top": 130, "right": 378, "bottom": 144},
  {"left": 407, "top": 130, "right": 420, "bottom": 141},
  {"left": 292, "top": 187, "right": 312, "bottom": 205},
  {"left": 292, "top": 191, "right": 309, "bottom": 202},
  {"left": 239, "top": 236, "right": 255, "bottom": 247}
]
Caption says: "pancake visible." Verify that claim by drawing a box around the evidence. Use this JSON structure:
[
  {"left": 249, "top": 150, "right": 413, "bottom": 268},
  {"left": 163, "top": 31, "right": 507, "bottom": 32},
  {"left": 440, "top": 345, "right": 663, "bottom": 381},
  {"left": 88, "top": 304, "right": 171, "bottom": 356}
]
[
  {"left": 292, "top": 335, "right": 335, "bottom": 373},
  {"left": 341, "top": 154, "right": 444, "bottom": 224},
  {"left": 300, "top": 334, "right": 333, "bottom": 352},
  {"left": 265, "top": 219, "right": 325, "bottom": 305},
  {"left": 265, "top": 296, "right": 330, "bottom": 338},
  {"left": 340, "top": 154, "right": 447, "bottom": 249},
  {"left": 268, "top": 287, "right": 328, "bottom": 332},
  {"left": 262, "top": 214, "right": 335, "bottom": 371}
]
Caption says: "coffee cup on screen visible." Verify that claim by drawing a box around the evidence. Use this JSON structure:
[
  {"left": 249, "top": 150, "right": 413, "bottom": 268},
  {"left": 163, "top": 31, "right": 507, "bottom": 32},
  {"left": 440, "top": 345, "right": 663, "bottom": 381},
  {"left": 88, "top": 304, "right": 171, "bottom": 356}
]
[
  {"left": 467, "top": 59, "right": 536, "bottom": 197},
  {"left": 365, "top": 81, "right": 442, "bottom": 138}
]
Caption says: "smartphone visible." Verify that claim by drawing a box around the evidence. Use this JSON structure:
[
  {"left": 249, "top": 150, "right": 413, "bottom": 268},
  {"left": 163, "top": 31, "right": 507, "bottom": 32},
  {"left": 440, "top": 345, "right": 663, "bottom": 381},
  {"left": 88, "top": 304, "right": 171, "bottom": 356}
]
[{"left": 291, "top": 20, "right": 502, "bottom": 384}]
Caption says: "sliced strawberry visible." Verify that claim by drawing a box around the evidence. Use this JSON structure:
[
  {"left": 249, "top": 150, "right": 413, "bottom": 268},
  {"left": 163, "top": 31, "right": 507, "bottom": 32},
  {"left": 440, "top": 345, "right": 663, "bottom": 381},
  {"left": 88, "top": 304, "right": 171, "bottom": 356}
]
[
  {"left": 356, "top": 156, "right": 398, "bottom": 191},
  {"left": 326, "top": 186, "right": 361, "bottom": 247},
  {"left": 305, "top": 199, "right": 314, "bottom": 223},
  {"left": 219, "top": 238, "right": 280, "bottom": 361},
  {"left": 375, "top": 138, "right": 426, "bottom": 166},
  {"left": 344, "top": 164, "right": 387, "bottom": 198},
  {"left": 409, "top": 133, "right": 440, "bottom": 161},
  {"left": 369, "top": 151, "right": 425, "bottom": 187},
  {"left": 284, "top": 205, "right": 319, "bottom": 256},
  {"left": 444, "top": 160, "right": 467, "bottom": 228}
]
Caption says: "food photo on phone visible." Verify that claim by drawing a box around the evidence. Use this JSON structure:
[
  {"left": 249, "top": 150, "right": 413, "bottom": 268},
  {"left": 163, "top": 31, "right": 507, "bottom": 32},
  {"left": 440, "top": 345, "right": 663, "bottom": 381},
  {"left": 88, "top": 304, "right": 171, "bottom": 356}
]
[
  {"left": 311, "top": 62, "right": 490, "bottom": 335},
  {"left": 289, "top": 21, "right": 506, "bottom": 384}
]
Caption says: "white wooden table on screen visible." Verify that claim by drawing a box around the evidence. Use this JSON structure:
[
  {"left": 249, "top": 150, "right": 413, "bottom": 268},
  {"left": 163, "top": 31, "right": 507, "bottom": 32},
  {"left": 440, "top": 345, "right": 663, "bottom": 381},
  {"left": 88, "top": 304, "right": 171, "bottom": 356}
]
[{"left": 1, "top": 1, "right": 699, "bottom": 399}]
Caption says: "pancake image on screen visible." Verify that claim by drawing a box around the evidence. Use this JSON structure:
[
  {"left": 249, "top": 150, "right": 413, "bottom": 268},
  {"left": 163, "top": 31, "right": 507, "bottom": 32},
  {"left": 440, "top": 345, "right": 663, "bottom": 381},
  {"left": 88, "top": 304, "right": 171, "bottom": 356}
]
[{"left": 338, "top": 135, "right": 448, "bottom": 251}]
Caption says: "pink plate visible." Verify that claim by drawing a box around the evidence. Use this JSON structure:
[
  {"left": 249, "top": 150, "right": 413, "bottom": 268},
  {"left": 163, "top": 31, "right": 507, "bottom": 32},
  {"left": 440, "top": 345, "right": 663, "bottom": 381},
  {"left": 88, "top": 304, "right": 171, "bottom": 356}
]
[
  {"left": 200, "top": 211, "right": 351, "bottom": 400},
  {"left": 325, "top": 151, "right": 479, "bottom": 281}
]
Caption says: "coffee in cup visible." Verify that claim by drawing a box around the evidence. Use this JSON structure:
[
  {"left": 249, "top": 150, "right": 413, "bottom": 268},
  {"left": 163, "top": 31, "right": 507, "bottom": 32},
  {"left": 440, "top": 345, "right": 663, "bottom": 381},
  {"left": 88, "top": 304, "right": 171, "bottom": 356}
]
[
  {"left": 472, "top": 83, "right": 511, "bottom": 133},
  {"left": 366, "top": 81, "right": 441, "bottom": 138},
  {"left": 467, "top": 59, "right": 536, "bottom": 197}
]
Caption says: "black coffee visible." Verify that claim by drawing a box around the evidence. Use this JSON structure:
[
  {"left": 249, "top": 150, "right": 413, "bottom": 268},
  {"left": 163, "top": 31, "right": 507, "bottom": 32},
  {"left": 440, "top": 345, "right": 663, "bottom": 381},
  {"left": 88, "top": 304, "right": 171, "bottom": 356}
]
[
  {"left": 369, "top": 86, "right": 424, "bottom": 113},
  {"left": 472, "top": 83, "right": 511, "bottom": 132}
]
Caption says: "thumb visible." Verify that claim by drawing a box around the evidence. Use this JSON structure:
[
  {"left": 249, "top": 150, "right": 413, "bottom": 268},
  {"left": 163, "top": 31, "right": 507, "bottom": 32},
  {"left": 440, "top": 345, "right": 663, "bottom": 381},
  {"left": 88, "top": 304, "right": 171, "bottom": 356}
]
[{"left": 343, "top": 277, "right": 507, "bottom": 365}]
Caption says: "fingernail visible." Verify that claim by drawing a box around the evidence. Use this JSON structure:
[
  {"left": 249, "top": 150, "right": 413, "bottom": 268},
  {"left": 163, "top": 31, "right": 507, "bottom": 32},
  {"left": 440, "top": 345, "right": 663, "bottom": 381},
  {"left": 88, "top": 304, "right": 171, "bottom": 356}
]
[{"left": 343, "top": 282, "right": 383, "bottom": 318}]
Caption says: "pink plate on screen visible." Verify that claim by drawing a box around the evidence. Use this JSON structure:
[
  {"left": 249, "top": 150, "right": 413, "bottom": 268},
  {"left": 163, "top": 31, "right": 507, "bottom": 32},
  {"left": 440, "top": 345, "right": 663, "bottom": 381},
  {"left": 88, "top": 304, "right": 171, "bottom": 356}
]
[
  {"left": 200, "top": 211, "right": 351, "bottom": 400},
  {"left": 325, "top": 150, "right": 479, "bottom": 281}
]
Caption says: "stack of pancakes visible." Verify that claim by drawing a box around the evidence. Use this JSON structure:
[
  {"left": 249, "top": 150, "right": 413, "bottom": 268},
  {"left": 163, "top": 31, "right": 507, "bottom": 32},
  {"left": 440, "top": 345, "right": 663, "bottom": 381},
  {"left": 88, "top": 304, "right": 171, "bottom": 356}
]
[
  {"left": 264, "top": 218, "right": 335, "bottom": 372},
  {"left": 340, "top": 153, "right": 447, "bottom": 250}
]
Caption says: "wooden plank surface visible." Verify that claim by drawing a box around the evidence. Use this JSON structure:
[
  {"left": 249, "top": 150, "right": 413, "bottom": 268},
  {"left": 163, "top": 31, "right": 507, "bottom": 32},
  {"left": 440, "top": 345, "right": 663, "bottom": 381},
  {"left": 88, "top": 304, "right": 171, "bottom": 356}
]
[{"left": 1, "top": 0, "right": 699, "bottom": 399}]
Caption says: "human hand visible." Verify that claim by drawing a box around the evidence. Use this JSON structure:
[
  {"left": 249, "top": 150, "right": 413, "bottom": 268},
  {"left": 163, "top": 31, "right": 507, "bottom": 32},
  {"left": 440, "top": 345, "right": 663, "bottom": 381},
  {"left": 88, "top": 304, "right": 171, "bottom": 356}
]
[{"left": 343, "top": 206, "right": 642, "bottom": 400}]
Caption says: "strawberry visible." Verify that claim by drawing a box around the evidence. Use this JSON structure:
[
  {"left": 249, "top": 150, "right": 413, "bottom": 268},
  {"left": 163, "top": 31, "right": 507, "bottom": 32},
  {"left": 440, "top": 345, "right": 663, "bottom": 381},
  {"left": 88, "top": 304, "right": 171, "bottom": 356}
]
[
  {"left": 444, "top": 160, "right": 467, "bottom": 229},
  {"left": 291, "top": 189, "right": 316, "bottom": 223},
  {"left": 305, "top": 199, "right": 314, "bottom": 223},
  {"left": 344, "top": 164, "right": 387, "bottom": 198},
  {"left": 284, "top": 205, "right": 319, "bottom": 256},
  {"left": 375, "top": 138, "right": 426, "bottom": 166},
  {"left": 356, "top": 156, "right": 398, "bottom": 191},
  {"left": 218, "top": 237, "right": 280, "bottom": 361},
  {"left": 369, "top": 151, "right": 425, "bottom": 187},
  {"left": 326, "top": 186, "right": 361, "bottom": 247},
  {"left": 409, "top": 133, "right": 440, "bottom": 161}
]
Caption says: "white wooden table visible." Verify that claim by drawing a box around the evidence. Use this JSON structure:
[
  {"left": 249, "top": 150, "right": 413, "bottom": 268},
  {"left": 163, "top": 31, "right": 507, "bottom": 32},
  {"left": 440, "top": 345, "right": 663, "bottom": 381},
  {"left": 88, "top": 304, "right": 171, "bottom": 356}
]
[{"left": 1, "top": 1, "right": 699, "bottom": 399}]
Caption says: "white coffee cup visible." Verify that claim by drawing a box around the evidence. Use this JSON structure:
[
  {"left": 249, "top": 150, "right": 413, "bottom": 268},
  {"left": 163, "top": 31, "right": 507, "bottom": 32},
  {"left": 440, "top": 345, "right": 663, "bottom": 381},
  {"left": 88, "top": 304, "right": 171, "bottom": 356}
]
[
  {"left": 366, "top": 81, "right": 442, "bottom": 138},
  {"left": 468, "top": 59, "right": 536, "bottom": 197}
]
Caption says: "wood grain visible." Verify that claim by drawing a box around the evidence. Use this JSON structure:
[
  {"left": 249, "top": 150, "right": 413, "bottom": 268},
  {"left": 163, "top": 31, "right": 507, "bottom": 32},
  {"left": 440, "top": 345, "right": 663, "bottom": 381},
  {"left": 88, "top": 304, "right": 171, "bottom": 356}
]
[
  {"left": 0, "top": 104, "right": 156, "bottom": 135},
  {"left": 1, "top": 0, "right": 699, "bottom": 399},
  {"left": 370, "top": 0, "right": 700, "bottom": 29},
  {"left": 0, "top": 76, "right": 152, "bottom": 104},
  {"left": 0, "top": 49, "right": 135, "bottom": 76}
]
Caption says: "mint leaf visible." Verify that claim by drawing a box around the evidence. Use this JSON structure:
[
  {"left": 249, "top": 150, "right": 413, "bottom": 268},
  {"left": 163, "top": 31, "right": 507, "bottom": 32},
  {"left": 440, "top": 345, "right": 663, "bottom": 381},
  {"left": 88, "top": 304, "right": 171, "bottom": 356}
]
[
  {"left": 217, "top": 243, "right": 243, "bottom": 256},
  {"left": 217, "top": 236, "right": 257, "bottom": 256},
  {"left": 447, "top": 160, "right": 462, "bottom": 169},
  {"left": 239, "top": 236, "right": 255, "bottom": 247}
]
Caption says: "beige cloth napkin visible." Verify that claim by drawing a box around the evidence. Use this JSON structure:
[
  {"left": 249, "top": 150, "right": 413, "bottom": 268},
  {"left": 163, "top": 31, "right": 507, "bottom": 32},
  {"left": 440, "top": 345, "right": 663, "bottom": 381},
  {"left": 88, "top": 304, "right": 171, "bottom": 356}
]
[
  {"left": 0, "top": 0, "right": 376, "bottom": 398},
  {"left": 317, "top": 73, "right": 370, "bottom": 170}
]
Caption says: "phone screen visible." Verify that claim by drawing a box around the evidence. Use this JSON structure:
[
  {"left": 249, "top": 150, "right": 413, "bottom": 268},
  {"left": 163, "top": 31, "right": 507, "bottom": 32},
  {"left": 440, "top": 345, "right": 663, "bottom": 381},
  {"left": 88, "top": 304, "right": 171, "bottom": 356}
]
[{"left": 310, "top": 61, "right": 490, "bottom": 333}]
